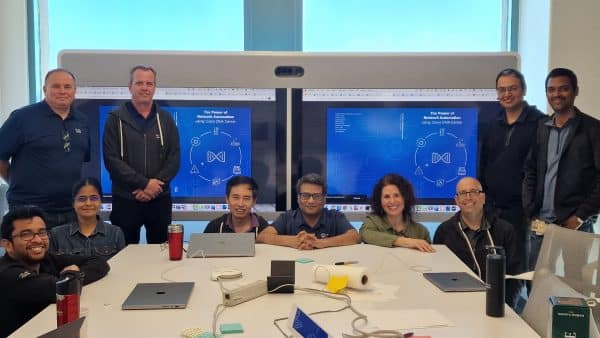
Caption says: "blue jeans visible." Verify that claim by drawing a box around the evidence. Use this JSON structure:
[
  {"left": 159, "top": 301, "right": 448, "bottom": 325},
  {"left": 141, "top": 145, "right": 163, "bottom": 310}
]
[{"left": 529, "top": 216, "right": 596, "bottom": 272}]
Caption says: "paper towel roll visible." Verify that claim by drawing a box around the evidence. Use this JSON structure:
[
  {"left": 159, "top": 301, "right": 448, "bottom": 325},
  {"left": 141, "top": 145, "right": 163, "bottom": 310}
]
[{"left": 312, "top": 264, "right": 372, "bottom": 290}]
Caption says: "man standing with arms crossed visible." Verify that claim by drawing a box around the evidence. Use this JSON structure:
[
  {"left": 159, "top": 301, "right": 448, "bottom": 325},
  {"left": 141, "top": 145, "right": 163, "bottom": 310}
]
[
  {"left": 523, "top": 67, "right": 600, "bottom": 272},
  {"left": 103, "top": 65, "right": 180, "bottom": 244},
  {"left": 0, "top": 69, "right": 90, "bottom": 228}
]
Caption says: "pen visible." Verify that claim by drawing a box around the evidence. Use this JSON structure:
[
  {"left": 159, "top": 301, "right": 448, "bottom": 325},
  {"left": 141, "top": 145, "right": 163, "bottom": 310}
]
[{"left": 334, "top": 260, "right": 358, "bottom": 265}]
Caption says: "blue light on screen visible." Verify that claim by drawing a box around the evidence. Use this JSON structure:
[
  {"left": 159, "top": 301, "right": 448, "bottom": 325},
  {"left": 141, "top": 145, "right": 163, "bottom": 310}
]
[
  {"left": 98, "top": 105, "right": 252, "bottom": 198},
  {"left": 326, "top": 107, "right": 478, "bottom": 199}
]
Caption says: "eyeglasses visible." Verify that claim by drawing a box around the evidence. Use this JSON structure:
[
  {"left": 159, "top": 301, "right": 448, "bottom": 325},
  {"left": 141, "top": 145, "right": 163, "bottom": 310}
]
[
  {"left": 456, "top": 189, "right": 483, "bottom": 198},
  {"left": 62, "top": 130, "right": 71, "bottom": 153},
  {"left": 496, "top": 86, "right": 521, "bottom": 94},
  {"left": 298, "top": 193, "right": 324, "bottom": 202},
  {"left": 11, "top": 229, "right": 49, "bottom": 241},
  {"left": 75, "top": 195, "right": 101, "bottom": 203}
]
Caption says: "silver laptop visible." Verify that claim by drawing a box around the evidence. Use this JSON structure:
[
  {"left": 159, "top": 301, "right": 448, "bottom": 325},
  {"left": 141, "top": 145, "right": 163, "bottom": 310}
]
[
  {"left": 187, "top": 233, "right": 255, "bottom": 258},
  {"left": 423, "top": 272, "right": 487, "bottom": 292},
  {"left": 121, "top": 282, "right": 194, "bottom": 310}
]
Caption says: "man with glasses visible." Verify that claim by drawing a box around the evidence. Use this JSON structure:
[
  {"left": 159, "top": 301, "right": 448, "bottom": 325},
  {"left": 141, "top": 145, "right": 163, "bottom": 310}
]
[
  {"left": 523, "top": 68, "right": 600, "bottom": 273},
  {"left": 258, "top": 173, "right": 360, "bottom": 249},
  {"left": 0, "top": 205, "right": 109, "bottom": 337},
  {"left": 434, "top": 177, "right": 519, "bottom": 305},
  {"left": 103, "top": 65, "right": 180, "bottom": 244},
  {"left": 479, "top": 68, "right": 543, "bottom": 297},
  {"left": 0, "top": 69, "right": 90, "bottom": 228}
]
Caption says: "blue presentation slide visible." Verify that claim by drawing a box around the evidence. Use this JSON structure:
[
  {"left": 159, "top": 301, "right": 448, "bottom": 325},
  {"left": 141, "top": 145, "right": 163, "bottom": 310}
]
[
  {"left": 99, "top": 105, "right": 252, "bottom": 198},
  {"left": 326, "top": 107, "right": 478, "bottom": 199}
]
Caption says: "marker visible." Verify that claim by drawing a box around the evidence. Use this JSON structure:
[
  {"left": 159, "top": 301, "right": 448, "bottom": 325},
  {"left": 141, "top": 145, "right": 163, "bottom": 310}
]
[{"left": 334, "top": 261, "right": 358, "bottom": 265}]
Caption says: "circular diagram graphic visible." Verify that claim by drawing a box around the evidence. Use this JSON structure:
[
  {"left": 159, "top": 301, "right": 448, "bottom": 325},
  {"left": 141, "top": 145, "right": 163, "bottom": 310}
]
[
  {"left": 189, "top": 127, "right": 243, "bottom": 186},
  {"left": 414, "top": 128, "right": 468, "bottom": 187}
]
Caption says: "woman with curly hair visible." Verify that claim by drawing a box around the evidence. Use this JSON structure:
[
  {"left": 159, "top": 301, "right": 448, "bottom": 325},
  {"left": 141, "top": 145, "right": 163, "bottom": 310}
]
[{"left": 360, "top": 173, "right": 434, "bottom": 252}]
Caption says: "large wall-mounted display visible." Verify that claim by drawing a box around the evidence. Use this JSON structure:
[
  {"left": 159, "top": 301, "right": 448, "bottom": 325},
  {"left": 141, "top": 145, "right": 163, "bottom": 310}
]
[
  {"left": 293, "top": 88, "right": 500, "bottom": 211},
  {"left": 76, "top": 87, "right": 286, "bottom": 212},
  {"left": 60, "top": 51, "right": 518, "bottom": 220}
]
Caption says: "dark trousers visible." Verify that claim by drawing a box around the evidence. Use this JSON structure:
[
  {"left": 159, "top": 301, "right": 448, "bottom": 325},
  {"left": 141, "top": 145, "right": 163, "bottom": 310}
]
[{"left": 110, "top": 194, "right": 171, "bottom": 244}]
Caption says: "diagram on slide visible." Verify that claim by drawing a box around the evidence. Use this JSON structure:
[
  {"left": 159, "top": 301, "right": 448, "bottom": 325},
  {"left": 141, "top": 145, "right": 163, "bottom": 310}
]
[
  {"left": 414, "top": 127, "right": 468, "bottom": 187},
  {"left": 326, "top": 107, "right": 477, "bottom": 199},
  {"left": 188, "top": 127, "right": 243, "bottom": 186},
  {"left": 98, "top": 105, "right": 251, "bottom": 198},
  {"left": 164, "top": 106, "right": 252, "bottom": 197}
]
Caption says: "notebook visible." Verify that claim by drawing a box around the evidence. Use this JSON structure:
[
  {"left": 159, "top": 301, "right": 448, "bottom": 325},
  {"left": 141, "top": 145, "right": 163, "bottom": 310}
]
[
  {"left": 37, "top": 317, "right": 85, "bottom": 338},
  {"left": 423, "top": 272, "right": 487, "bottom": 292},
  {"left": 121, "top": 282, "right": 195, "bottom": 310},
  {"left": 187, "top": 233, "right": 255, "bottom": 258}
]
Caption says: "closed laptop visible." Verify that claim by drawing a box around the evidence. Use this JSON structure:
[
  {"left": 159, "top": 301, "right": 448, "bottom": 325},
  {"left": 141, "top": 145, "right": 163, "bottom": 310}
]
[
  {"left": 423, "top": 272, "right": 487, "bottom": 292},
  {"left": 121, "top": 282, "right": 195, "bottom": 310}
]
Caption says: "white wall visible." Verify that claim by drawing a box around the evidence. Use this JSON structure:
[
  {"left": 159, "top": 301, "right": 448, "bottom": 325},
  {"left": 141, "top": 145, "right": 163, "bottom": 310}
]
[
  {"left": 548, "top": 0, "right": 600, "bottom": 118},
  {"left": 520, "top": 0, "right": 600, "bottom": 119},
  {"left": 0, "top": 0, "right": 29, "bottom": 122}
]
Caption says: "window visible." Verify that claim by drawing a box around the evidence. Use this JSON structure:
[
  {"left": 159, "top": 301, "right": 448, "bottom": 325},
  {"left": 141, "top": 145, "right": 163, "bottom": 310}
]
[
  {"left": 303, "top": 0, "right": 506, "bottom": 52},
  {"left": 41, "top": 0, "right": 243, "bottom": 70}
]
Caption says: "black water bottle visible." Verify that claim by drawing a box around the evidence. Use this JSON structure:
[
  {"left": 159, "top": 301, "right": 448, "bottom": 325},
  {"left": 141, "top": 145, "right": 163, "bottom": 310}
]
[{"left": 486, "top": 246, "right": 505, "bottom": 317}]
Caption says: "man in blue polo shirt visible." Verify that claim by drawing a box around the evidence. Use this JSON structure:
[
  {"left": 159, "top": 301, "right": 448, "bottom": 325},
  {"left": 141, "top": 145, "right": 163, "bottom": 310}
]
[
  {"left": 0, "top": 69, "right": 90, "bottom": 228},
  {"left": 258, "top": 173, "right": 361, "bottom": 249}
]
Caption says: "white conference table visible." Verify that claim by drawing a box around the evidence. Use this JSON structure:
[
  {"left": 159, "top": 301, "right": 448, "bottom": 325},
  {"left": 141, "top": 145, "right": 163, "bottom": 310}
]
[{"left": 11, "top": 243, "right": 539, "bottom": 337}]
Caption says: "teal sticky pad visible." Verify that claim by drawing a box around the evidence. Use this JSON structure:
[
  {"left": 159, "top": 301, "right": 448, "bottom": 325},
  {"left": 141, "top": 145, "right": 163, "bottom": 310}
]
[
  {"left": 296, "top": 257, "right": 314, "bottom": 264},
  {"left": 196, "top": 333, "right": 218, "bottom": 338},
  {"left": 220, "top": 323, "right": 244, "bottom": 334}
]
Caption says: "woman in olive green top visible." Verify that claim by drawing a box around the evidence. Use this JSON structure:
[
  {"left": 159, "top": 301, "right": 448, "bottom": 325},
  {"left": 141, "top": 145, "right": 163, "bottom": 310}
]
[{"left": 360, "top": 173, "right": 435, "bottom": 252}]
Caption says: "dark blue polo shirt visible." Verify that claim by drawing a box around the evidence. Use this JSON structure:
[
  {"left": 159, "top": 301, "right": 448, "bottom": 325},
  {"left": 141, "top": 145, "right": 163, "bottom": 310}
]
[
  {"left": 0, "top": 101, "right": 90, "bottom": 210},
  {"left": 272, "top": 208, "right": 354, "bottom": 238}
]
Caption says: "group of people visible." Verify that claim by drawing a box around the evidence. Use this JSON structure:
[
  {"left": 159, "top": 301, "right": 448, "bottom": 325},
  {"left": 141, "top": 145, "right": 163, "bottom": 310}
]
[
  {"left": 0, "top": 65, "right": 178, "bottom": 337},
  {"left": 202, "top": 66, "right": 600, "bottom": 310},
  {"left": 0, "top": 64, "right": 598, "bottom": 337}
]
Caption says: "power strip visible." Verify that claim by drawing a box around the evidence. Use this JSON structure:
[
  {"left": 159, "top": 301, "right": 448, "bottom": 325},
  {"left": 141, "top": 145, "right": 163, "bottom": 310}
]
[{"left": 222, "top": 280, "right": 268, "bottom": 307}]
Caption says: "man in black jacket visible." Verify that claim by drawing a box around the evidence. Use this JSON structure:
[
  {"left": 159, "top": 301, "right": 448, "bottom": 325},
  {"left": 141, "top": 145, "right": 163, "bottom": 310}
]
[
  {"left": 0, "top": 205, "right": 110, "bottom": 337},
  {"left": 479, "top": 68, "right": 543, "bottom": 294},
  {"left": 434, "top": 177, "right": 519, "bottom": 306},
  {"left": 103, "top": 65, "right": 180, "bottom": 244},
  {"left": 523, "top": 67, "right": 600, "bottom": 273}
]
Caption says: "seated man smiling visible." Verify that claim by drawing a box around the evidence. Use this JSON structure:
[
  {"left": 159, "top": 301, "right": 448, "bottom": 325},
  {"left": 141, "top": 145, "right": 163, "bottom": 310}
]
[
  {"left": 0, "top": 205, "right": 109, "bottom": 337},
  {"left": 258, "top": 173, "right": 360, "bottom": 250},
  {"left": 204, "top": 176, "right": 268, "bottom": 235}
]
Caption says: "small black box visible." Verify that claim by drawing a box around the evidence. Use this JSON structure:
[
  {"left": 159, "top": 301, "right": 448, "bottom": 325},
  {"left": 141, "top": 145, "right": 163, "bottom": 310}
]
[{"left": 268, "top": 260, "right": 295, "bottom": 293}]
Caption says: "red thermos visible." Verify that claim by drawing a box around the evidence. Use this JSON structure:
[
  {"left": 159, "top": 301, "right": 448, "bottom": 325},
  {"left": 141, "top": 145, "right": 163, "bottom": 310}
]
[
  {"left": 168, "top": 224, "right": 184, "bottom": 260},
  {"left": 56, "top": 271, "right": 83, "bottom": 326}
]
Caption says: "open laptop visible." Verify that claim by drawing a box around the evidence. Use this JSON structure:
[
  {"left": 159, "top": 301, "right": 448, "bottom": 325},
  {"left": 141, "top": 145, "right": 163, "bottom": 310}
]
[
  {"left": 423, "top": 272, "right": 487, "bottom": 292},
  {"left": 121, "top": 282, "right": 195, "bottom": 310},
  {"left": 187, "top": 233, "right": 255, "bottom": 258}
]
